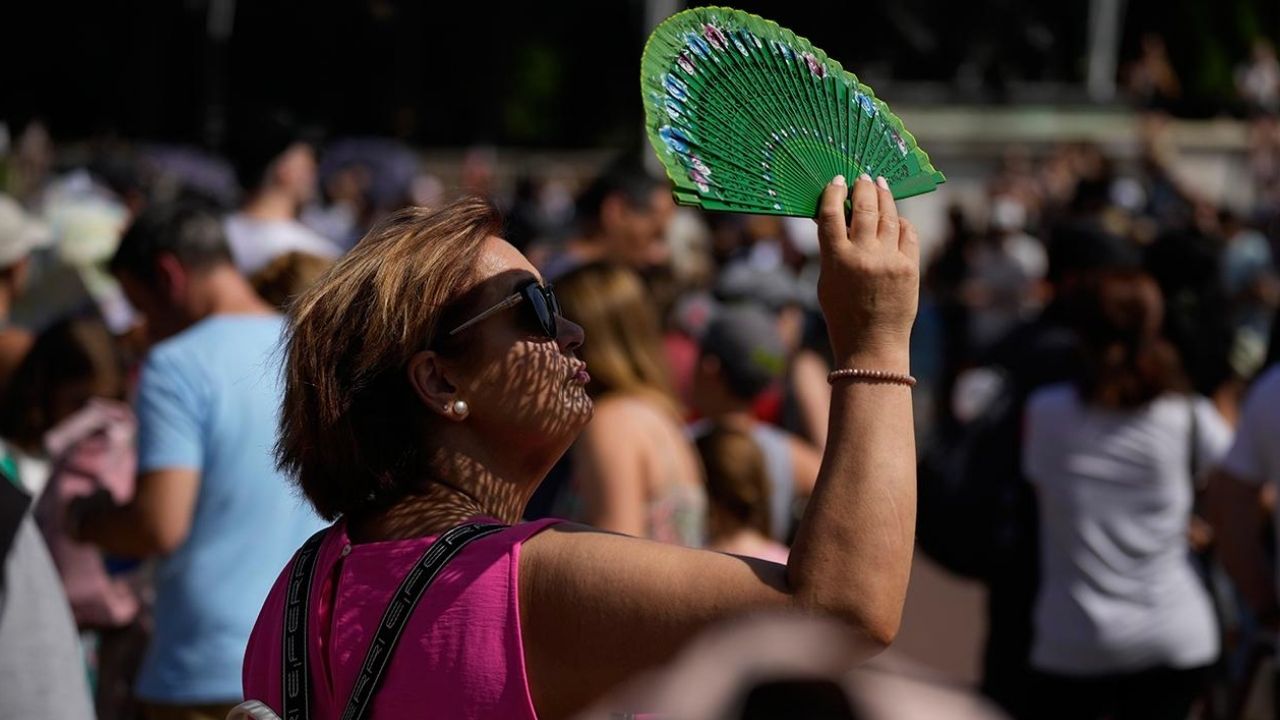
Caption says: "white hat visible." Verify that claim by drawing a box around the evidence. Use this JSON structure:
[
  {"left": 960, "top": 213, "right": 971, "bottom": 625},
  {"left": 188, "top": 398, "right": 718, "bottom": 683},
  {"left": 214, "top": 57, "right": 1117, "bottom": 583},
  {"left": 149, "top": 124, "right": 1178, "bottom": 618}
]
[{"left": 0, "top": 194, "right": 53, "bottom": 268}]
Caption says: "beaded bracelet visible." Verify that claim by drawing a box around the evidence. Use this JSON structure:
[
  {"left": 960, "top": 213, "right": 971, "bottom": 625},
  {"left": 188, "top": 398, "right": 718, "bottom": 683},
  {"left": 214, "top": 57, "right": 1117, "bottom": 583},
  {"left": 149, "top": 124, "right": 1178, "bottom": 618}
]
[{"left": 827, "top": 368, "right": 917, "bottom": 387}]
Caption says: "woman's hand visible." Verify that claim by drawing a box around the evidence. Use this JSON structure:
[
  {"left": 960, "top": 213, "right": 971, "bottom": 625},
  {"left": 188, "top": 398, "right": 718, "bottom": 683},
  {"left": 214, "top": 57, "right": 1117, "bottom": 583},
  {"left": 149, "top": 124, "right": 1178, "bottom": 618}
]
[
  {"left": 815, "top": 174, "right": 920, "bottom": 370},
  {"left": 1187, "top": 514, "right": 1214, "bottom": 554}
]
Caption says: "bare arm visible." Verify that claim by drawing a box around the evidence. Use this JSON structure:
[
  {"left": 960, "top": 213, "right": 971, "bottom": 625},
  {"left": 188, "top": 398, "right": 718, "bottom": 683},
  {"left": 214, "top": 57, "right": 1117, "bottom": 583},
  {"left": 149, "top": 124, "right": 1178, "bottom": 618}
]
[
  {"left": 790, "top": 349, "right": 832, "bottom": 447},
  {"left": 1207, "top": 468, "right": 1276, "bottom": 618},
  {"left": 522, "top": 175, "right": 919, "bottom": 718},
  {"left": 72, "top": 467, "right": 199, "bottom": 558},
  {"left": 786, "top": 432, "right": 822, "bottom": 497}
]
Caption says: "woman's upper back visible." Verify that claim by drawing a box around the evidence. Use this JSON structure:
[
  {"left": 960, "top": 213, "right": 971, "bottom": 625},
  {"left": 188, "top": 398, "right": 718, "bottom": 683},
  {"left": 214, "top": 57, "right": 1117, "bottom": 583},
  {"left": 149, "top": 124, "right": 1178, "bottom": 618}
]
[
  {"left": 1023, "top": 382, "right": 1231, "bottom": 568},
  {"left": 577, "top": 393, "right": 706, "bottom": 546},
  {"left": 242, "top": 518, "right": 558, "bottom": 720}
]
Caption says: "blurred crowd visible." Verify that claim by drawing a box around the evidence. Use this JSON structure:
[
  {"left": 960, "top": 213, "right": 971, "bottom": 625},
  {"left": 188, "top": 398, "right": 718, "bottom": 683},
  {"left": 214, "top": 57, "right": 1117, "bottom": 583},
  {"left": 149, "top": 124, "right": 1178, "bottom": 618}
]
[
  {"left": 915, "top": 112, "right": 1280, "bottom": 720},
  {"left": 4, "top": 66, "right": 1280, "bottom": 717}
]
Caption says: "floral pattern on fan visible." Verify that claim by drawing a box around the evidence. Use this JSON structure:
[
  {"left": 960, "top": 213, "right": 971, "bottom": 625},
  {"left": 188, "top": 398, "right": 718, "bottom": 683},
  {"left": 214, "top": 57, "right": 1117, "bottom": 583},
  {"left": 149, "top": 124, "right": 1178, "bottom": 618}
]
[{"left": 642, "top": 6, "right": 946, "bottom": 217}]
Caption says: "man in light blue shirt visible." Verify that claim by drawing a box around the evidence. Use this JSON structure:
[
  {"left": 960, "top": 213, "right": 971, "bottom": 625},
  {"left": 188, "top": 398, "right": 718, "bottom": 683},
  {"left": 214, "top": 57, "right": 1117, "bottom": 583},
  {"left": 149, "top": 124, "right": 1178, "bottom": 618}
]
[{"left": 72, "top": 203, "right": 324, "bottom": 717}]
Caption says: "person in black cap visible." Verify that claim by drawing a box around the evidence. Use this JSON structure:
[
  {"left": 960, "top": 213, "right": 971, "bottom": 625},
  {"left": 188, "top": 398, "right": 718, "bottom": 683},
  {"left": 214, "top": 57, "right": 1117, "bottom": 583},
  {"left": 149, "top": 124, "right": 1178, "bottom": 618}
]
[
  {"left": 710, "top": 262, "right": 825, "bottom": 444},
  {"left": 712, "top": 261, "right": 809, "bottom": 357},
  {"left": 691, "top": 304, "right": 821, "bottom": 543}
]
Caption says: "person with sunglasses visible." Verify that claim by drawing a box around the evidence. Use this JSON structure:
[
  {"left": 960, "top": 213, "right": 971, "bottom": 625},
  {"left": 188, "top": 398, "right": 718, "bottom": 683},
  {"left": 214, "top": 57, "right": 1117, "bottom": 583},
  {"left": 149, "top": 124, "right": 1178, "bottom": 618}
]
[{"left": 241, "top": 174, "right": 921, "bottom": 720}]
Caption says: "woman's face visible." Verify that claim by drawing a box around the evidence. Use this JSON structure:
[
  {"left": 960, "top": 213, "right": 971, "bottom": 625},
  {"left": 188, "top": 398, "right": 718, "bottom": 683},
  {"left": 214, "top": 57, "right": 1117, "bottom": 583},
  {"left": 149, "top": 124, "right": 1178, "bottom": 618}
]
[{"left": 443, "top": 237, "right": 594, "bottom": 449}]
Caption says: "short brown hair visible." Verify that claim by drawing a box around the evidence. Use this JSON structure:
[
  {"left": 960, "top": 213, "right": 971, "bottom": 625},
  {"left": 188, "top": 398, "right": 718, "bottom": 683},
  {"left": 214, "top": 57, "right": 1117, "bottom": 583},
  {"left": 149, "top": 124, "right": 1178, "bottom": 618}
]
[
  {"left": 277, "top": 197, "right": 501, "bottom": 520},
  {"left": 1068, "top": 269, "right": 1189, "bottom": 408}
]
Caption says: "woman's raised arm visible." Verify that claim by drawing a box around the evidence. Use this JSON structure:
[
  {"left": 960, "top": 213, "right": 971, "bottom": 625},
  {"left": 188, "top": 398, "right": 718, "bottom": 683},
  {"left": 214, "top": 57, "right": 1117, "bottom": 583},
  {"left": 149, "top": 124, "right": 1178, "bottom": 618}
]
[{"left": 520, "top": 174, "right": 919, "bottom": 719}]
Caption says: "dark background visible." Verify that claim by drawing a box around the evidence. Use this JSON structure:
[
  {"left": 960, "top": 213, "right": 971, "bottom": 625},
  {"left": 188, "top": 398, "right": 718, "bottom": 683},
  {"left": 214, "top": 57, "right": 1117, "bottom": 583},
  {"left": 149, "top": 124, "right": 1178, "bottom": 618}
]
[{"left": 3, "top": 0, "right": 1278, "bottom": 148}]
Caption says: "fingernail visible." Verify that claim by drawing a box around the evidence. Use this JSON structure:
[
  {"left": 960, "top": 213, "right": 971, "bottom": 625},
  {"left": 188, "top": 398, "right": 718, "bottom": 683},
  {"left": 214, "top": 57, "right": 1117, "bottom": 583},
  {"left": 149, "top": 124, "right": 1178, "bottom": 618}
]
[
  {"left": 831, "top": 175, "right": 846, "bottom": 187},
  {"left": 876, "top": 176, "right": 889, "bottom": 190},
  {"left": 859, "top": 173, "right": 872, "bottom": 183}
]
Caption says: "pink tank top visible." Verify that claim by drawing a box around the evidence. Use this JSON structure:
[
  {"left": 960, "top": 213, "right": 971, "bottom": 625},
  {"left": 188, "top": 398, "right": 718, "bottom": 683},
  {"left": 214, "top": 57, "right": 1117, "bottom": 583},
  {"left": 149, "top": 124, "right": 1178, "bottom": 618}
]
[{"left": 242, "top": 517, "right": 560, "bottom": 720}]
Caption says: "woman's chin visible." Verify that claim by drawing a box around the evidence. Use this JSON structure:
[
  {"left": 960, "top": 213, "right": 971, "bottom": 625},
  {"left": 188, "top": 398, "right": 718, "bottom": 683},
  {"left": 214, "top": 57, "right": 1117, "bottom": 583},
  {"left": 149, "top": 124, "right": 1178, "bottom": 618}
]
[
  {"left": 533, "top": 392, "right": 593, "bottom": 453},
  {"left": 564, "top": 386, "right": 595, "bottom": 426}
]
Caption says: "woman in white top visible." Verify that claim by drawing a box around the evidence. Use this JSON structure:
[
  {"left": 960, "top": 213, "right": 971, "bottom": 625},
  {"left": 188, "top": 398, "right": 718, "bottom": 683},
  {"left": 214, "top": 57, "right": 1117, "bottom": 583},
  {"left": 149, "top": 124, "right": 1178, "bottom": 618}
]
[{"left": 1022, "top": 269, "right": 1231, "bottom": 720}]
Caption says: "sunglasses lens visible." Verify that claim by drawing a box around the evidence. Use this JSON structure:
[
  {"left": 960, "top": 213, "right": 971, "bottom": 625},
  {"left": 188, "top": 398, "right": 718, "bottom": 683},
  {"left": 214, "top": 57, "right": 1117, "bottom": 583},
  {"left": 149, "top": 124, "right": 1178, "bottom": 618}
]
[
  {"left": 546, "top": 286, "right": 562, "bottom": 319},
  {"left": 525, "top": 285, "right": 558, "bottom": 340}
]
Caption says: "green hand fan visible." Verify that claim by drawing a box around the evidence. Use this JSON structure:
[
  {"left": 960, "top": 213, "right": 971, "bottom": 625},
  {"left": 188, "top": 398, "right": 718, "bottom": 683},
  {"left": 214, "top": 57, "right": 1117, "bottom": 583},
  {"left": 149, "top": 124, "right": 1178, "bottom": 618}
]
[{"left": 641, "top": 6, "right": 945, "bottom": 217}]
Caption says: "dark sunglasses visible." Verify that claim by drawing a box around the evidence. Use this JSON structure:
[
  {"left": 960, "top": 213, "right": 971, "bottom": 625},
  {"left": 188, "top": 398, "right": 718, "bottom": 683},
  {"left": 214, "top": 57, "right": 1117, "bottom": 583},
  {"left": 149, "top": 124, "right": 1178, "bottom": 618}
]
[{"left": 447, "top": 280, "right": 561, "bottom": 340}]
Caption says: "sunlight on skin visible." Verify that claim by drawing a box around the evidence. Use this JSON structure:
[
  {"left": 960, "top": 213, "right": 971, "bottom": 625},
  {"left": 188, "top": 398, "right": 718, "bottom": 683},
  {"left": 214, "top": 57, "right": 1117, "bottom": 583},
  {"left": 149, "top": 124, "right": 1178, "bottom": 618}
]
[
  {"left": 456, "top": 238, "right": 595, "bottom": 442},
  {"left": 349, "top": 237, "right": 593, "bottom": 542}
]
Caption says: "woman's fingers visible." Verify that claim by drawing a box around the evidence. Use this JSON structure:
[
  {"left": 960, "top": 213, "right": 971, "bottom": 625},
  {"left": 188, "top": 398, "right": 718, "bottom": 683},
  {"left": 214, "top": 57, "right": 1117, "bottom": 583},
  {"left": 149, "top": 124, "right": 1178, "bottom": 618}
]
[
  {"left": 819, "top": 173, "right": 915, "bottom": 261},
  {"left": 816, "top": 175, "right": 849, "bottom": 253},
  {"left": 850, "top": 174, "right": 880, "bottom": 247},
  {"left": 814, "top": 172, "right": 921, "bottom": 366},
  {"left": 874, "top": 176, "right": 900, "bottom": 251},
  {"left": 898, "top": 217, "right": 920, "bottom": 262}
]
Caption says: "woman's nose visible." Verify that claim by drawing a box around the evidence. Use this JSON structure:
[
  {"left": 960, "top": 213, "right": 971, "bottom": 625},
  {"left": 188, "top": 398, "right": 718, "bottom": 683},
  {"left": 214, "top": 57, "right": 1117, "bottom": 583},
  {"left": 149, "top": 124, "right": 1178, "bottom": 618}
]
[{"left": 556, "top": 316, "right": 584, "bottom": 352}]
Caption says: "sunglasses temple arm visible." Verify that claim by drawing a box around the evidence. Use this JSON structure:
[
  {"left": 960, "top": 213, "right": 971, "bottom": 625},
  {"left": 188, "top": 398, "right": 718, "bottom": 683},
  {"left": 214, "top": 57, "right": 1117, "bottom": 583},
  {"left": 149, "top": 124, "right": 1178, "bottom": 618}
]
[{"left": 448, "top": 293, "right": 525, "bottom": 337}]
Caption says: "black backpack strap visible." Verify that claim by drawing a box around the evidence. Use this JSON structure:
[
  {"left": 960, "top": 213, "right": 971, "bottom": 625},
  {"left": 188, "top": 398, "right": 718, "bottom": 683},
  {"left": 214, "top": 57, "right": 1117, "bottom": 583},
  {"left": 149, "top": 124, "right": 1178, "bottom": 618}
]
[
  {"left": 282, "top": 527, "right": 328, "bottom": 720},
  {"left": 339, "top": 522, "right": 506, "bottom": 720},
  {"left": 281, "top": 522, "right": 508, "bottom": 720}
]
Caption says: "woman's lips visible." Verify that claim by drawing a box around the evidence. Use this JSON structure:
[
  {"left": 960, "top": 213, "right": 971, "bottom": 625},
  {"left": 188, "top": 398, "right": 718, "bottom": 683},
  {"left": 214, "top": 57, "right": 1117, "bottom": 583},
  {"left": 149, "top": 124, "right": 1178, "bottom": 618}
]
[{"left": 570, "top": 362, "right": 590, "bottom": 385}]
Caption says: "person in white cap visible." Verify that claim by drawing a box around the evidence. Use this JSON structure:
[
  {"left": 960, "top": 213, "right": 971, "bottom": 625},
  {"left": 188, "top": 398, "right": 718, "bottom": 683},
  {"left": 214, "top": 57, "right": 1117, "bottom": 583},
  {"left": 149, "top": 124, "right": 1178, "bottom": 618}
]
[{"left": 0, "top": 193, "right": 52, "bottom": 390}]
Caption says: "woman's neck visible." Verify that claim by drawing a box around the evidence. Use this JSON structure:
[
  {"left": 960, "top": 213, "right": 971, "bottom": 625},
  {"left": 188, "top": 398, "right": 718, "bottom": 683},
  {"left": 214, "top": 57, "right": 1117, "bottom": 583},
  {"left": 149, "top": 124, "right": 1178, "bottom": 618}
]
[
  {"left": 241, "top": 188, "right": 298, "bottom": 222},
  {"left": 347, "top": 447, "right": 536, "bottom": 543},
  {"left": 347, "top": 486, "right": 491, "bottom": 543}
]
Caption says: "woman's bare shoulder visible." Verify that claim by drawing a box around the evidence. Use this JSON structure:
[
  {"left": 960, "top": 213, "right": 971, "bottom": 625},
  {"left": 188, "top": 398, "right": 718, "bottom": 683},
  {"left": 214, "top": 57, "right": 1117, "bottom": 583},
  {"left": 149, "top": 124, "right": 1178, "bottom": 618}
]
[
  {"left": 584, "top": 393, "right": 700, "bottom": 484},
  {"left": 589, "top": 393, "right": 671, "bottom": 428}
]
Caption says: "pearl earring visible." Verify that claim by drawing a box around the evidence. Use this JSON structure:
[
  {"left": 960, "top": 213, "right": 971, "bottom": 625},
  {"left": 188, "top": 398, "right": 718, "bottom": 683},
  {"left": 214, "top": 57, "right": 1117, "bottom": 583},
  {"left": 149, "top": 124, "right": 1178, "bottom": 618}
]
[{"left": 451, "top": 400, "right": 469, "bottom": 418}]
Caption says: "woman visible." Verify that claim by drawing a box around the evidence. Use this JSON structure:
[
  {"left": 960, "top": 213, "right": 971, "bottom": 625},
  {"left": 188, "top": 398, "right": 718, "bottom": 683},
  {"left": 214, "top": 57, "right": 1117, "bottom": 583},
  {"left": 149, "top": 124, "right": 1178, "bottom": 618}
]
[
  {"left": 553, "top": 261, "right": 706, "bottom": 546},
  {"left": 0, "top": 315, "right": 139, "bottom": 627},
  {"left": 1023, "top": 269, "right": 1231, "bottom": 720},
  {"left": 0, "top": 315, "right": 143, "bottom": 719},
  {"left": 241, "top": 174, "right": 920, "bottom": 719},
  {"left": 696, "top": 423, "right": 791, "bottom": 564}
]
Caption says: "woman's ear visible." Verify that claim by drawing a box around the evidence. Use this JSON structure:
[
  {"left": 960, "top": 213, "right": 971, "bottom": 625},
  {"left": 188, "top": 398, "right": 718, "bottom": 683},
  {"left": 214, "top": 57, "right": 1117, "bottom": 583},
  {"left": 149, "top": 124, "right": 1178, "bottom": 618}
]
[{"left": 407, "top": 351, "right": 464, "bottom": 421}]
